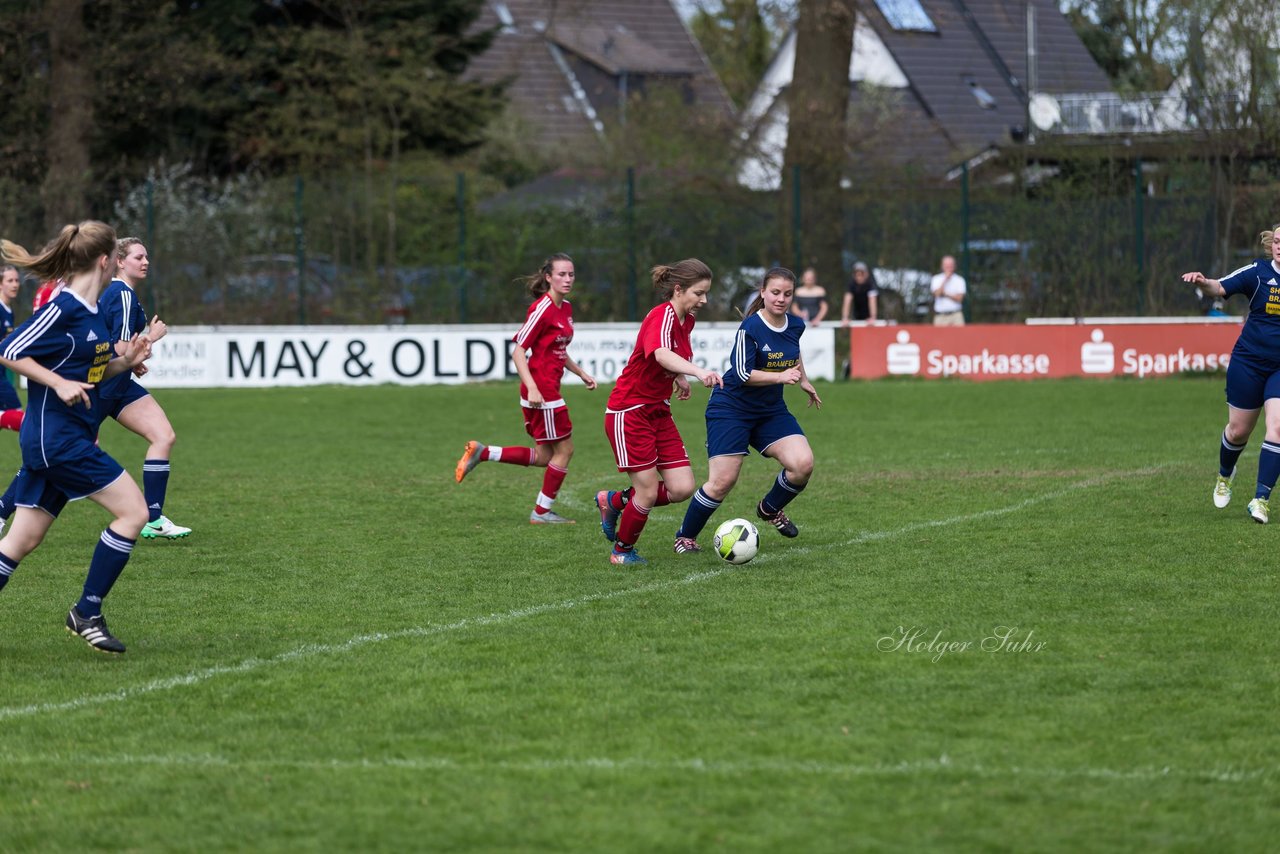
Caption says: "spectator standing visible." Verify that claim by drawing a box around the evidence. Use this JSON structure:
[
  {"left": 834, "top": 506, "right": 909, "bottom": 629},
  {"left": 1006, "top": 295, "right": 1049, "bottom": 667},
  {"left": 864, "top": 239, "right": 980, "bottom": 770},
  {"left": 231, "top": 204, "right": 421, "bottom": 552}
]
[
  {"left": 841, "top": 262, "right": 879, "bottom": 324},
  {"left": 931, "top": 255, "right": 966, "bottom": 326},
  {"left": 791, "top": 267, "right": 828, "bottom": 326}
]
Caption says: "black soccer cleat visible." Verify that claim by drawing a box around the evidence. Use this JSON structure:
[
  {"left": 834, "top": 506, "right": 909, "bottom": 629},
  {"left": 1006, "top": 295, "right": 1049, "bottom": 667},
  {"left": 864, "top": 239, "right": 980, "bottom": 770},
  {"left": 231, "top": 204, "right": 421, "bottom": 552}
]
[
  {"left": 66, "top": 606, "right": 126, "bottom": 654},
  {"left": 757, "top": 501, "right": 799, "bottom": 538}
]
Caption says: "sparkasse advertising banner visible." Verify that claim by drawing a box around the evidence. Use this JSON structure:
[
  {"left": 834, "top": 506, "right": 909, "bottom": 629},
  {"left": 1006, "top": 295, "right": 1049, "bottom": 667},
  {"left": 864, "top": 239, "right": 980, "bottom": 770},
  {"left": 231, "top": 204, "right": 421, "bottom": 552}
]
[
  {"left": 140, "top": 323, "right": 837, "bottom": 388},
  {"left": 849, "top": 323, "right": 1240, "bottom": 380}
]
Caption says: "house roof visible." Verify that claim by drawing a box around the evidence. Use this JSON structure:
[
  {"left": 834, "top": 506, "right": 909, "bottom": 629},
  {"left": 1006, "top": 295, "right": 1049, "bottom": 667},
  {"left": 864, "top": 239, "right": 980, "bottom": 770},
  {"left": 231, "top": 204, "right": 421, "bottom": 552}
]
[
  {"left": 738, "top": 0, "right": 1112, "bottom": 186},
  {"left": 466, "top": 0, "right": 733, "bottom": 153}
]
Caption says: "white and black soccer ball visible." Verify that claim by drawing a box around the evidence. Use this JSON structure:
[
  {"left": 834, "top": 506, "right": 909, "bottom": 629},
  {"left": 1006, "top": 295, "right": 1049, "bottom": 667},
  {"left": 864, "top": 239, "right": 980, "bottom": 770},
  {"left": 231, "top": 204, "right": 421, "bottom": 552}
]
[{"left": 713, "top": 518, "right": 760, "bottom": 565}]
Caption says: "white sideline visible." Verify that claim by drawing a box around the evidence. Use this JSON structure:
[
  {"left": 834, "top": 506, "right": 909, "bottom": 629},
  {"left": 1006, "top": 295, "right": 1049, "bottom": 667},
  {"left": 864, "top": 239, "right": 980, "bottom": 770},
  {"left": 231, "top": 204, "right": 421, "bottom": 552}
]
[
  {"left": 0, "top": 466, "right": 1164, "bottom": 723},
  {"left": 0, "top": 750, "right": 1269, "bottom": 785}
]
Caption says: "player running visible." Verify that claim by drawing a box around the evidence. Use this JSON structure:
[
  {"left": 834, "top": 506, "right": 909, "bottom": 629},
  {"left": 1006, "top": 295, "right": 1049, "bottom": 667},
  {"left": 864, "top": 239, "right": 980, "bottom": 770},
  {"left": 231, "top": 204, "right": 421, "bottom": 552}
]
[
  {"left": 596, "top": 259, "right": 722, "bottom": 566},
  {"left": 0, "top": 222, "right": 153, "bottom": 654},
  {"left": 455, "top": 254, "right": 597, "bottom": 523},
  {"left": 99, "top": 238, "right": 190, "bottom": 539},
  {"left": 673, "top": 267, "right": 821, "bottom": 554},
  {"left": 1184, "top": 222, "right": 1280, "bottom": 524}
]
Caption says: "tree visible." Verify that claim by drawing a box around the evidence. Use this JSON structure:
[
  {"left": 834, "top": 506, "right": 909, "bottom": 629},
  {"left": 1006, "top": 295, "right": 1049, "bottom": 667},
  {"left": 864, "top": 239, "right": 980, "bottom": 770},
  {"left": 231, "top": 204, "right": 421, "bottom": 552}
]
[
  {"left": 40, "top": 0, "right": 92, "bottom": 230},
  {"left": 780, "top": 0, "right": 855, "bottom": 292},
  {"left": 1059, "top": 0, "right": 1177, "bottom": 92},
  {"left": 689, "top": 0, "right": 771, "bottom": 109}
]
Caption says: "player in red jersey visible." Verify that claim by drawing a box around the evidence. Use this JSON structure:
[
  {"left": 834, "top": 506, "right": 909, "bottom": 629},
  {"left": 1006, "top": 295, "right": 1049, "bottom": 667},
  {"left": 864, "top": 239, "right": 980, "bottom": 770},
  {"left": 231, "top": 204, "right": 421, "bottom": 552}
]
[
  {"left": 596, "top": 259, "right": 723, "bottom": 566},
  {"left": 32, "top": 279, "right": 62, "bottom": 310},
  {"left": 455, "top": 254, "right": 597, "bottom": 523}
]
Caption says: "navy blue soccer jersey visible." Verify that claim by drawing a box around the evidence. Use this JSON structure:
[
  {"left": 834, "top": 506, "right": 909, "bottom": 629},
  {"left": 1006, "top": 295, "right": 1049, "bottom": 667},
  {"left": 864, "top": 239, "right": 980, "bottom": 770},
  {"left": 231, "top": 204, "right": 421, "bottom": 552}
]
[
  {"left": 1221, "top": 259, "right": 1280, "bottom": 366},
  {"left": 98, "top": 278, "right": 148, "bottom": 400},
  {"left": 708, "top": 311, "right": 805, "bottom": 415},
  {"left": 0, "top": 290, "right": 113, "bottom": 467}
]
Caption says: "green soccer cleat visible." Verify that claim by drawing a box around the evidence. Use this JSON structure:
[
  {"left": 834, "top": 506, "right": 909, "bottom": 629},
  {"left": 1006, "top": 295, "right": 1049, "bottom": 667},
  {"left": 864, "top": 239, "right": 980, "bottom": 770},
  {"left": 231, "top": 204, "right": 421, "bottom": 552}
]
[{"left": 141, "top": 515, "right": 191, "bottom": 539}]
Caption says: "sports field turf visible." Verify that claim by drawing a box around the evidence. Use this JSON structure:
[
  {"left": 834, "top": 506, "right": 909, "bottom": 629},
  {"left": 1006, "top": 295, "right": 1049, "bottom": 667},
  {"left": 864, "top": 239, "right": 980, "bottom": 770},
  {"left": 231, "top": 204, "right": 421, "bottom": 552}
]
[{"left": 0, "top": 377, "right": 1276, "bottom": 851}]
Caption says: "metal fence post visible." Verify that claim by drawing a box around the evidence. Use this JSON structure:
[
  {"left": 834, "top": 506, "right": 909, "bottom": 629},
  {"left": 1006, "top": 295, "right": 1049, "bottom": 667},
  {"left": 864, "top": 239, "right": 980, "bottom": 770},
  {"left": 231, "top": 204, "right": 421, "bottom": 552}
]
[
  {"left": 627, "top": 166, "right": 637, "bottom": 321},
  {"left": 145, "top": 178, "right": 157, "bottom": 315},
  {"left": 295, "top": 175, "right": 306, "bottom": 325},
  {"left": 457, "top": 172, "right": 467, "bottom": 323},
  {"left": 1134, "top": 156, "right": 1145, "bottom": 315},
  {"left": 961, "top": 161, "right": 971, "bottom": 323},
  {"left": 792, "top": 164, "right": 802, "bottom": 270}
]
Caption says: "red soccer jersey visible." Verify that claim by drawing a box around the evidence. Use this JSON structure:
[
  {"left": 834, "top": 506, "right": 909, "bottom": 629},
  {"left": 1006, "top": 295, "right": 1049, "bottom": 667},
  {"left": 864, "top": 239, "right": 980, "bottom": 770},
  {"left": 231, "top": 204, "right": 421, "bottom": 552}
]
[
  {"left": 33, "top": 281, "right": 61, "bottom": 310},
  {"left": 513, "top": 294, "right": 574, "bottom": 403},
  {"left": 607, "top": 302, "right": 694, "bottom": 409}
]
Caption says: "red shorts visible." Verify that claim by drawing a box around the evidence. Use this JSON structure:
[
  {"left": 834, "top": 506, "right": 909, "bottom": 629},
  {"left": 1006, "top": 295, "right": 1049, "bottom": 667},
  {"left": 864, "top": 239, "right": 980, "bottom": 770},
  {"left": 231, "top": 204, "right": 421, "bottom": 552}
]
[
  {"left": 604, "top": 403, "right": 690, "bottom": 472},
  {"left": 523, "top": 401, "right": 572, "bottom": 444}
]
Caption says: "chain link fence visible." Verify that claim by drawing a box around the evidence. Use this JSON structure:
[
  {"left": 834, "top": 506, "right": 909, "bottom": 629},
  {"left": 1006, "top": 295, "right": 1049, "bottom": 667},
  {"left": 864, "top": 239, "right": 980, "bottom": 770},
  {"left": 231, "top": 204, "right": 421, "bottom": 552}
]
[{"left": 4, "top": 158, "right": 1262, "bottom": 326}]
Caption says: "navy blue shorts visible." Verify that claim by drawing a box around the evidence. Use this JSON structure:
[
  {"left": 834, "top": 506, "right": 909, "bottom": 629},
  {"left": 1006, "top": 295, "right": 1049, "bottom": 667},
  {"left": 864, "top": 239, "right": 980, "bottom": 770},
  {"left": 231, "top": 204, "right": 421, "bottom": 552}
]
[
  {"left": 102, "top": 380, "right": 151, "bottom": 421},
  {"left": 0, "top": 378, "right": 21, "bottom": 411},
  {"left": 705, "top": 407, "right": 804, "bottom": 458},
  {"left": 16, "top": 447, "right": 126, "bottom": 516},
  {"left": 1224, "top": 356, "right": 1280, "bottom": 410}
]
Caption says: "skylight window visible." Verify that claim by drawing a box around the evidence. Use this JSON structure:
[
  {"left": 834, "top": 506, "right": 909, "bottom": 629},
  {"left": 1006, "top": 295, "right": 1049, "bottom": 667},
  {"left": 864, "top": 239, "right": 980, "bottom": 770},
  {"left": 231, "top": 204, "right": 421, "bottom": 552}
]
[
  {"left": 965, "top": 76, "right": 998, "bottom": 109},
  {"left": 492, "top": 1, "right": 516, "bottom": 33},
  {"left": 874, "top": 0, "right": 937, "bottom": 33}
]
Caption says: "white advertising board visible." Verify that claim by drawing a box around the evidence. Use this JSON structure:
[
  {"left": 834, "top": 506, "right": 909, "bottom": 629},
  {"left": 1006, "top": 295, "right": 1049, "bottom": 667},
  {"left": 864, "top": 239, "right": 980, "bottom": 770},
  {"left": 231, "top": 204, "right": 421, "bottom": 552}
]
[{"left": 139, "top": 323, "right": 836, "bottom": 388}]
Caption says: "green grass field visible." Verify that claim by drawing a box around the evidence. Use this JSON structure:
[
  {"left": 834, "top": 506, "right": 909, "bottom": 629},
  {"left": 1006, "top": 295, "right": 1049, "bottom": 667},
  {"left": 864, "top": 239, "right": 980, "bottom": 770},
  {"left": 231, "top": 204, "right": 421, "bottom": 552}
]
[{"left": 1, "top": 377, "right": 1277, "bottom": 852}]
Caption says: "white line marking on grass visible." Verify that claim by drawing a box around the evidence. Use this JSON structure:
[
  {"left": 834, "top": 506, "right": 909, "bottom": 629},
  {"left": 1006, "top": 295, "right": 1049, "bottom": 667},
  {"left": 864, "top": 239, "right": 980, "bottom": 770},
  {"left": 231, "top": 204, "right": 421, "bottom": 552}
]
[
  {"left": 0, "top": 466, "right": 1163, "bottom": 722},
  {"left": 0, "top": 751, "right": 1270, "bottom": 785}
]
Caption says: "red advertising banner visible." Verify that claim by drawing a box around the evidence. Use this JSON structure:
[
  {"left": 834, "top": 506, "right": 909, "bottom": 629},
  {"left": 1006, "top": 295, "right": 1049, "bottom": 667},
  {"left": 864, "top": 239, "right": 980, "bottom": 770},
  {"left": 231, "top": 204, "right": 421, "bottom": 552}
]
[{"left": 849, "top": 323, "right": 1241, "bottom": 380}]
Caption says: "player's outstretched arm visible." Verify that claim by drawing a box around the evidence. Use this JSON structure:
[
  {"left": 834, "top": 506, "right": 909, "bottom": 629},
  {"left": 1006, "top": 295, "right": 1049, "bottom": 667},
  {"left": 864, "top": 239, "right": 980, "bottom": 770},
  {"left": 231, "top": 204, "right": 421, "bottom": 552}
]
[
  {"left": 654, "top": 347, "right": 722, "bottom": 389},
  {"left": 1182, "top": 271, "right": 1225, "bottom": 298}
]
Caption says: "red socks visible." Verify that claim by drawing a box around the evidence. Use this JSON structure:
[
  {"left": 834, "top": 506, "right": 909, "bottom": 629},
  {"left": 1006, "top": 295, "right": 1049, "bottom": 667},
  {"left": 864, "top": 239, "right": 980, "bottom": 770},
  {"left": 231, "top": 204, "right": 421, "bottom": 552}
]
[
  {"left": 0, "top": 409, "right": 22, "bottom": 432},
  {"left": 615, "top": 501, "right": 651, "bottom": 548},
  {"left": 534, "top": 464, "right": 568, "bottom": 515},
  {"left": 484, "top": 446, "right": 533, "bottom": 466}
]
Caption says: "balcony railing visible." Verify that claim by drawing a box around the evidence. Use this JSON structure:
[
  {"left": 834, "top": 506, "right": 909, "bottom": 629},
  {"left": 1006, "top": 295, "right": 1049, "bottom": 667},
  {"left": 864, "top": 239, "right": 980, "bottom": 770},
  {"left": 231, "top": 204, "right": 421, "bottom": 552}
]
[{"left": 1052, "top": 92, "right": 1185, "bottom": 135}]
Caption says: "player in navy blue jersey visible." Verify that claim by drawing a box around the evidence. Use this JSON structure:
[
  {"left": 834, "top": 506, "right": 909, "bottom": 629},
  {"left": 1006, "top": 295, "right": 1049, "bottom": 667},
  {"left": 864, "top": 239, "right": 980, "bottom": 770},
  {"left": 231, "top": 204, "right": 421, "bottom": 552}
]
[
  {"left": 99, "top": 238, "right": 189, "bottom": 539},
  {"left": 1184, "top": 224, "right": 1280, "bottom": 525},
  {"left": 0, "top": 222, "right": 153, "bottom": 654},
  {"left": 0, "top": 265, "right": 27, "bottom": 526},
  {"left": 673, "top": 267, "right": 822, "bottom": 553},
  {"left": 0, "top": 265, "right": 23, "bottom": 432}
]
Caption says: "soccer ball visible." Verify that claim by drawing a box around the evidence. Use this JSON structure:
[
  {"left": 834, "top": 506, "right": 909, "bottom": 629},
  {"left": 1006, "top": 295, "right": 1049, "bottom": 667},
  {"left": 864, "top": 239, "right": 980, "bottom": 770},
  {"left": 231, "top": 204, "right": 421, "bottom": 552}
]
[{"left": 713, "top": 518, "right": 760, "bottom": 565}]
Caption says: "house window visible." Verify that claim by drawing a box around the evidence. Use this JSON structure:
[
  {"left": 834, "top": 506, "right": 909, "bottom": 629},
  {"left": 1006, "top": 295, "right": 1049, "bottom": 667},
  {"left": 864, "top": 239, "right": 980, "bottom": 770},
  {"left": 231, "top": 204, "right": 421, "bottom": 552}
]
[
  {"left": 492, "top": 1, "right": 516, "bottom": 33},
  {"left": 873, "top": 0, "right": 937, "bottom": 33},
  {"left": 965, "top": 76, "right": 997, "bottom": 109}
]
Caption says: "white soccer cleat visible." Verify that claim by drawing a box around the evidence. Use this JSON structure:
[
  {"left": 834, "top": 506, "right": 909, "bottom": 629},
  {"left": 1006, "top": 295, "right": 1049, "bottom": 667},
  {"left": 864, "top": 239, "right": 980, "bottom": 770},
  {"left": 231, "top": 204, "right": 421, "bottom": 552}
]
[
  {"left": 1213, "top": 468, "right": 1235, "bottom": 509},
  {"left": 530, "top": 509, "right": 574, "bottom": 524},
  {"left": 141, "top": 515, "right": 192, "bottom": 539},
  {"left": 1248, "top": 497, "right": 1270, "bottom": 525}
]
